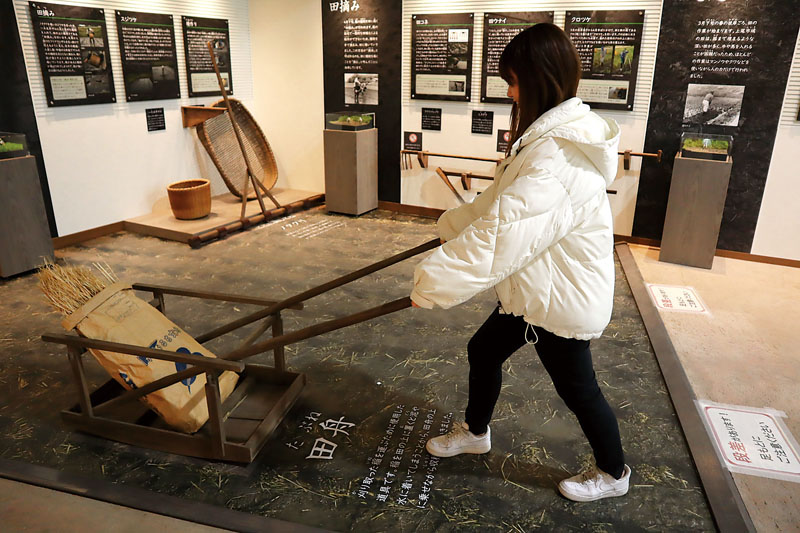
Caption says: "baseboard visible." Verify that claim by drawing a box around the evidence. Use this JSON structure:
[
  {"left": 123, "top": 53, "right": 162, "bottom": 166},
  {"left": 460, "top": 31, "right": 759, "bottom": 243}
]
[{"left": 52, "top": 221, "right": 125, "bottom": 249}]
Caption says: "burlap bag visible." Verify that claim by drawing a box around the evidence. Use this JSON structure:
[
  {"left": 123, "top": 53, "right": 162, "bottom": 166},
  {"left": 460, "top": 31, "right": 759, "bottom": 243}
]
[{"left": 62, "top": 282, "right": 239, "bottom": 433}]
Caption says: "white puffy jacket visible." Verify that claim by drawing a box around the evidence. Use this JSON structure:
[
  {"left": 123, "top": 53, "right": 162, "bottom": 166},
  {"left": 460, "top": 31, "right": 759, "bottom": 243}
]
[{"left": 410, "top": 98, "right": 620, "bottom": 340}]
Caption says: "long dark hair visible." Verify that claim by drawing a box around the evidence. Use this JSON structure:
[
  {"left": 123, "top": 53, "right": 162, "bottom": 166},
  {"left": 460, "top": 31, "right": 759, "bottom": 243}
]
[{"left": 499, "top": 23, "right": 582, "bottom": 155}]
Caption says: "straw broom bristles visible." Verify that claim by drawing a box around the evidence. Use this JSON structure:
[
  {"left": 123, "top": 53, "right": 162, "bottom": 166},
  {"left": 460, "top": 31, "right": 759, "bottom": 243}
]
[{"left": 37, "top": 260, "right": 119, "bottom": 316}]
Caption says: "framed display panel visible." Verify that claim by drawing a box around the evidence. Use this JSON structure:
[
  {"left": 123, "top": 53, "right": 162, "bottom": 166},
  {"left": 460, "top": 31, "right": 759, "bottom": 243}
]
[
  {"left": 29, "top": 1, "right": 116, "bottom": 107},
  {"left": 410, "top": 13, "right": 474, "bottom": 102},
  {"left": 480, "top": 12, "right": 554, "bottom": 104},
  {"left": 116, "top": 10, "right": 180, "bottom": 102},
  {"left": 182, "top": 16, "right": 232, "bottom": 97},
  {"left": 565, "top": 10, "right": 644, "bottom": 111}
]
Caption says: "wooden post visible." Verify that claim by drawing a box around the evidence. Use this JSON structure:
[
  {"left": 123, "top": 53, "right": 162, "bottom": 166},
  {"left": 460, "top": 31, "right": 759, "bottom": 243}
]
[
  {"left": 272, "top": 312, "right": 286, "bottom": 372},
  {"left": 205, "top": 372, "right": 226, "bottom": 457},
  {"left": 67, "top": 346, "right": 93, "bottom": 417}
]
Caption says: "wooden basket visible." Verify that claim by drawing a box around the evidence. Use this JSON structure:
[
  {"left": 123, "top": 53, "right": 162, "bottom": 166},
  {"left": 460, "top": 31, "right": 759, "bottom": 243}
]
[{"left": 167, "top": 179, "right": 211, "bottom": 220}]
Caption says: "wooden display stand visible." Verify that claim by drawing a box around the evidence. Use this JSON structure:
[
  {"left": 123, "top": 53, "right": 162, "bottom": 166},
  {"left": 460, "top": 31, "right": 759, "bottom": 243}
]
[
  {"left": 0, "top": 155, "right": 54, "bottom": 277},
  {"left": 659, "top": 155, "right": 733, "bottom": 269},
  {"left": 323, "top": 128, "right": 378, "bottom": 215}
]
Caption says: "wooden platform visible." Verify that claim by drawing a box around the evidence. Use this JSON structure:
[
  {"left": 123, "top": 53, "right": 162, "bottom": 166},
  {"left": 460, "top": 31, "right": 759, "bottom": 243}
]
[{"left": 125, "top": 188, "right": 321, "bottom": 243}]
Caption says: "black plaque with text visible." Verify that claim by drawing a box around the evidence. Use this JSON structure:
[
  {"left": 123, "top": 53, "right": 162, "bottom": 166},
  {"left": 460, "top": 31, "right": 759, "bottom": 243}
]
[
  {"left": 404, "top": 131, "right": 422, "bottom": 151},
  {"left": 471, "top": 110, "right": 493, "bottom": 135},
  {"left": 182, "top": 16, "right": 232, "bottom": 97},
  {"left": 421, "top": 107, "right": 441, "bottom": 131},
  {"left": 145, "top": 107, "right": 165, "bottom": 131},
  {"left": 481, "top": 12, "right": 553, "bottom": 104},
  {"left": 497, "top": 129, "right": 510, "bottom": 153},
  {"left": 411, "top": 13, "right": 474, "bottom": 102},
  {"left": 322, "top": 0, "right": 402, "bottom": 202},
  {"left": 633, "top": 0, "right": 799, "bottom": 252},
  {"left": 29, "top": 1, "right": 116, "bottom": 107},
  {"left": 565, "top": 10, "right": 644, "bottom": 111},
  {"left": 116, "top": 10, "right": 180, "bottom": 102}
]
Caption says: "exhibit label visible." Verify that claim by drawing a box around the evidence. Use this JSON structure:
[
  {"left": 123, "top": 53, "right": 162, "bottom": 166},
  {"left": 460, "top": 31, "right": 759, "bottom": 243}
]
[
  {"left": 182, "top": 16, "right": 232, "bottom": 97},
  {"left": 145, "top": 107, "right": 165, "bottom": 131},
  {"left": 29, "top": 1, "right": 116, "bottom": 107},
  {"left": 421, "top": 107, "right": 441, "bottom": 131},
  {"left": 647, "top": 284, "right": 707, "bottom": 313},
  {"left": 480, "top": 12, "right": 554, "bottom": 104},
  {"left": 404, "top": 131, "right": 422, "bottom": 151},
  {"left": 565, "top": 10, "right": 644, "bottom": 111},
  {"left": 116, "top": 11, "right": 180, "bottom": 102},
  {"left": 411, "top": 13, "right": 474, "bottom": 102},
  {"left": 471, "top": 110, "right": 493, "bottom": 135}
]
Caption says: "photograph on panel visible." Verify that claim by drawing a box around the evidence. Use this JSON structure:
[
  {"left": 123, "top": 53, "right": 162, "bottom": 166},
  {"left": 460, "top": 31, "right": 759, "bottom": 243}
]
[
  {"left": 446, "top": 29, "right": 469, "bottom": 70},
  {"left": 592, "top": 45, "right": 612, "bottom": 74},
  {"left": 78, "top": 24, "right": 104, "bottom": 47},
  {"left": 344, "top": 73, "right": 379, "bottom": 105},
  {"left": 613, "top": 45, "right": 634, "bottom": 75},
  {"left": 682, "top": 83, "right": 745, "bottom": 127}
]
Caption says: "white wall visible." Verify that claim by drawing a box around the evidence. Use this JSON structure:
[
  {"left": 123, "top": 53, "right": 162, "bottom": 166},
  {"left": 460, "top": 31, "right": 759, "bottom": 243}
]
[
  {"left": 248, "top": 0, "right": 325, "bottom": 195},
  {"left": 14, "top": 0, "right": 254, "bottom": 236},
  {"left": 400, "top": 0, "right": 664, "bottom": 236},
  {"left": 751, "top": 31, "right": 800, "bottom": 261}
]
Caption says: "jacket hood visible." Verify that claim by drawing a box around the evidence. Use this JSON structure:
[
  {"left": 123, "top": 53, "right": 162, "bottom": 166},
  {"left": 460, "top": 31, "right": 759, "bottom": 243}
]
[{"left": 513, "top": 97, "right": 620, "bottom": 186}]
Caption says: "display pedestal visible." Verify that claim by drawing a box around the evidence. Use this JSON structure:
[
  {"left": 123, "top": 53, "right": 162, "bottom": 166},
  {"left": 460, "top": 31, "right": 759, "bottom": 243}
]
[
  {"left": 0, "top": 155, "right": 54, "bottom": 277},
  {"left": 659, "top": 155, "right": 732, "bottom": 269},
  {"left": 323, "top": 128, "right": 378, "bottom": 215}
]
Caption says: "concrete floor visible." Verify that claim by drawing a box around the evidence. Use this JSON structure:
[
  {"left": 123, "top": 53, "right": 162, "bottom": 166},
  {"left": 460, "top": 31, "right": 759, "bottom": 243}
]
[
  {"left": 627, "top": 244, "right": 800, "bottom": 532},
  {"left": 0, "top": 478, "right": 231, "bottom": 533},
  {"left": 0, "top": 208, "right": 714, "bottom": 532}
]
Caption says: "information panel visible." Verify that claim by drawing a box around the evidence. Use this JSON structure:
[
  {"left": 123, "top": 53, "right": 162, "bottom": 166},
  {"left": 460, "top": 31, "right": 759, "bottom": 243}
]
[
  {"left": 29, "top": 1, "right": 116, "bottom": 107},
  {"left": 182, "top": 16, "right": 232, "bottom": 97},
  {"left": 116, "top": 10, "right": 179, "bottom": 102},
  {"left": 411, "top": 13, "right": 474, "bottom": 102},
  {"left": 565, "top": 10, "right": 644, "bottom": 111},
  {"left": 480, "top": 12, "right": 553, "bottom": 104}
]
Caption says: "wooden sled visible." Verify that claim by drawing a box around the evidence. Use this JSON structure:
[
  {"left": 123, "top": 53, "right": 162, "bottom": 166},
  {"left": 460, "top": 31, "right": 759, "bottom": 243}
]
[{"left": 42, "top": 239, "right": 440, "bottom": 463}]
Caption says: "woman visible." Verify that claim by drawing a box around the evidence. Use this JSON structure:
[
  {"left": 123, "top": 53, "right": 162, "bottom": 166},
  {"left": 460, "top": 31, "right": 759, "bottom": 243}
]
[{"left": 410, "top": 24, "right": 630, "bottom": 502}]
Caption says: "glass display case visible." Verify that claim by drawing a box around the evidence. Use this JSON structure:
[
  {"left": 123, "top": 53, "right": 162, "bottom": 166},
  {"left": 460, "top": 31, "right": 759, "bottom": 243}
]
[
  {"left": 0, "top": 132, "right": 28, "bottom": 160},
  {"left": 680, "top": 132, "right": 732, "bottom": 161},
  {"left": 326, "top": 111, "right": 375, "bottom": 131}
]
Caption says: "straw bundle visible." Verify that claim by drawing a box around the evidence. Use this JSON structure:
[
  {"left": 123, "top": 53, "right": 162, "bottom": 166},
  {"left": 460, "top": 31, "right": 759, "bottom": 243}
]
[{"left": 37, "top": 260, "right": 118, "bottom": 315}]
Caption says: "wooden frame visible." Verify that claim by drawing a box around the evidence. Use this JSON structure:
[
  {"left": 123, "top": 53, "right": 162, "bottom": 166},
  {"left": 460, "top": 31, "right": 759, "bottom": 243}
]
[{"left": 41, "top": 238, "right": 440, "bottom": 463}]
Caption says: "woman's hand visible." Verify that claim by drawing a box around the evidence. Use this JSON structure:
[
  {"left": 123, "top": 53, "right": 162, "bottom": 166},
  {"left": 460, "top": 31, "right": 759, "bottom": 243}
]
[
  {"left": 411, "top": 301, "right": 420, "bottom": 308},
  {"left": 440, "top": 238, "right": 446, "bottom": 245}
]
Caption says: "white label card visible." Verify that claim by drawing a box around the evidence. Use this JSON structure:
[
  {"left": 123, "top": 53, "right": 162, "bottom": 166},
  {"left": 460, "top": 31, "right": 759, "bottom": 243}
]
[{"left": 647, "top": 284, "right": 707, "bottom": 313}]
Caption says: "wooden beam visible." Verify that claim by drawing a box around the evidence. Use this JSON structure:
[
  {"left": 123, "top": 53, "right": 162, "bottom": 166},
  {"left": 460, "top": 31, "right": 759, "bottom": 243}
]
[{"left": 180, "top": 105, "right": 225, "bottom": 128}]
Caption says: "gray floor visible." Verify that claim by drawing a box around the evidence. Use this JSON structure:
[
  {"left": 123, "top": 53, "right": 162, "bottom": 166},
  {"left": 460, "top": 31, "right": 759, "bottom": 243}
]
[{"left": 0, "top": 208, "right": 714, "bottom": 532}]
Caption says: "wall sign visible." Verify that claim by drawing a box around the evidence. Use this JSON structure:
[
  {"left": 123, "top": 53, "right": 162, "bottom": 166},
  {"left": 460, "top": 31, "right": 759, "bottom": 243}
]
[
  {"left": 565, "top": 10, "right": 644, "bottom": 111},
  {"left": 29, "top": 1, "right": 116, "bottom": 107},
  {"left": 182, "top": 16, "right": 232, "bottom": 97},
  {"left": 411, "top": 13, "right": 474, "bottom": 102},
  {"left": 699, "top": 401, "right": 800, "bottom": 482},
  {"left": 421, "top": 107, "right": 441, "bottom": 131},
  {"left": 404, "top": 131, "right": 422, "bottom": 151},
  {"left": 116, "top": 10, "right": 180, "bottom": 102},
  {"left": 145, "top": 108, "right": 165, "bottom": 131},
  {"left": 497, "top": 129, "right": 510, "bottom": 153},
  {"left": 633, "top": 0, "right": 800, "bottom": 253},
  {"left": 471, "top": 110, "right": 493, "bottom": 135},
  {"left": 322, "top": 0, "right": 402, "bottom": 202},
  {"left": 480, "top": 12, "right": 553, "bottom": 104}
]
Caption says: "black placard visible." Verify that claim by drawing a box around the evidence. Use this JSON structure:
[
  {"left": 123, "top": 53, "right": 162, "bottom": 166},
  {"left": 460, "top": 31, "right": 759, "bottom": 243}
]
[
  {"left": 497, "top": 129, "right": 510, "bottom": 153},
  {"left": 565, "top": 10, "right": 644, "bottom": 111},
  {"left": 481, "top": 12, "right": 554, "bottom": 104},
  {"left": 29, "top": 1, "right": 116, "bottom": 107},
  {"left": 421, "top": 107, "right": 441, "bottom": 131},
  {"left": 322, "top": 0, "right": 402, "bottom": 202},
  {"left": 116, "top": 11, "right": 180, "bottom": 102},
  {"left": 471, "top": 110, "right": 493, "bottom": 135},
  {"left": 633, "top": 0, "right": 800, "bottom": 253},
  {"left": 404, "top": 131, "right": 422, "bottom": 151},
  {"left": 411, "top": 13, "right": 474, "bottom": 102},
  {"left": 145, "top": 107, "right": 165, "bottom": 131},
  {"left": 182, "top": 16, "right": 232, "bottom": 97}
]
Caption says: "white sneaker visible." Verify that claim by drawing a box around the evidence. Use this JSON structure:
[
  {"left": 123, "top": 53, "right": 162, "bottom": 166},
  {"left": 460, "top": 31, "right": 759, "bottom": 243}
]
[
  {"left": 558, "top": 465, "right": 631, "bottom": 502},
  {"left": 426, "top": 422, "right": 491, "bottom": 457}
]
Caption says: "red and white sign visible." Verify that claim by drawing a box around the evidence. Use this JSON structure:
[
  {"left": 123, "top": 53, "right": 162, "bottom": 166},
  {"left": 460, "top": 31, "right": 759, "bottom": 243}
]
[
  {"left": 647, "top": 284, "right": 707, "bottom": 313},
  {"left": 700, "top": 402, "right": 800, "bottom": 482}
]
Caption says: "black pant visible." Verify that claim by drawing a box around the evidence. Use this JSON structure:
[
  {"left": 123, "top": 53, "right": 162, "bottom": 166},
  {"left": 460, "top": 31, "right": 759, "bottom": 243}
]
[{"left": 464, "top": 307, "right": 625, "bottom": 479}]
